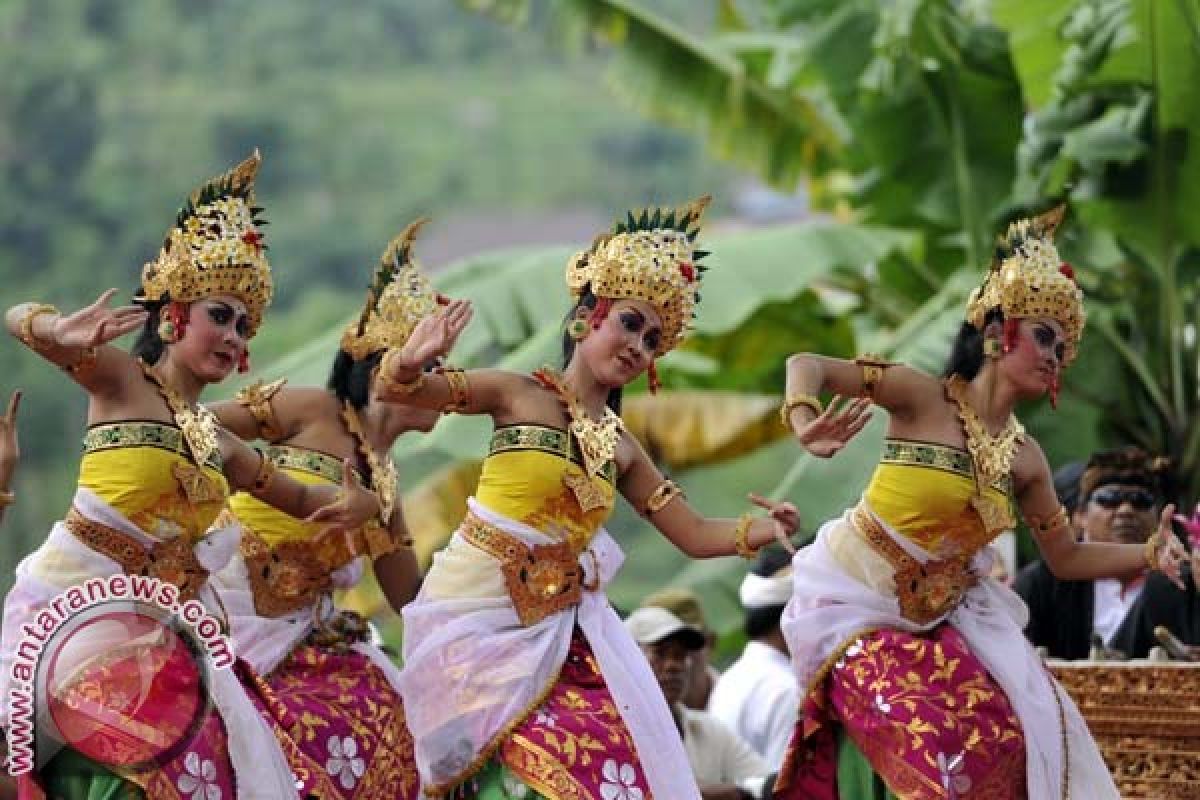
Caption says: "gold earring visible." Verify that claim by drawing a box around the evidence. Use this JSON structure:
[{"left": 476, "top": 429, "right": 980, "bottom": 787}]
[{"left": 983, "top": 338, "right": 1001, "bottom": 359}]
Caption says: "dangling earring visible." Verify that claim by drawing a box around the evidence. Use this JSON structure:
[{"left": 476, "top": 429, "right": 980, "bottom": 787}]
[
  {"left": 237, "top": 350, "right": 250, "bottom": 374},
  {"left": 158, "top": 303, "right": 186, "bottom": 343},
  {"left": 1002, "top": 318, "right": 1019, "bottom": 355},
  {"left": 157, "top": 317, "right": 177, "bottom": 343},
  {"left": 983, "top": 338, "right": 1002, "bottom": 359},
  {"left": 1049, "top": 375, "right": 1060, "bottom": 409},
  {"left": 567, "top": 309, "right": 590, "bottom": 341},
  {"left": 647, "top": 361, "right": 661, "bottom": 394}
]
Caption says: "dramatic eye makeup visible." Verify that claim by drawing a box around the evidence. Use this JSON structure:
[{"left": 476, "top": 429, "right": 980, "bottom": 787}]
[
  {"left": 619, "top": 310, "right": 644, "bottom": 333},
  {"left": 1032, "top": 324, "right": 1066, "bottom": 361},
  {"left": 206, "top": 302, "right": 250, "bottom": 337}
]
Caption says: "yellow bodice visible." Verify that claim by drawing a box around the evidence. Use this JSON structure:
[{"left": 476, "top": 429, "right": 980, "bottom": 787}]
[
  {"left": 79, "top": 421, "right": 228, "bottom": 542},
  {"left": 476, "top": 424, "right": 616, "bottom": 552},
  {"left": 863, "top": 439, "right": 1013, "bottom": 557},
  {"left": 226, "top": 445, "right": 356, "bottom": 549}
]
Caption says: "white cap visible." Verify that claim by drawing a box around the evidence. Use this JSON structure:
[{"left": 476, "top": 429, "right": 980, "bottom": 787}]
[
  {"left": 624, "top": 606, "right": 705, "bottom": 649},
  {"left": 739, "top": 566, "right": 792, "bottom": 609}
]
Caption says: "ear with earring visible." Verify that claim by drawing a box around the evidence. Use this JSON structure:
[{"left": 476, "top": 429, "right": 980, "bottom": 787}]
[
  {"left": 983, "top": 338, "right": 1002, "bottom": 359},
  {"left": 158, "top": 302, "right": 187, "bottom": 343},
  {"left": 567, "top": 307, "right": 591, "bottom": 341}
]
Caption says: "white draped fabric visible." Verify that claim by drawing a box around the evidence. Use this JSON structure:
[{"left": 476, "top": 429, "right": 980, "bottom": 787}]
[
  {"left": 0, "top": 488, "right": 300, "bottom": 800},
  {"left": 781, "top": 504, "right": 1118, "bottom": 799},
  {"left": 399, "top": 497, "right": 701, "bottom": 799}
]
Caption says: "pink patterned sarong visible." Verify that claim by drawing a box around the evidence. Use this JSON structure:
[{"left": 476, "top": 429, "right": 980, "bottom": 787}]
[{"left": 777, "top": 625, "right": 1027, "bottom": 800}]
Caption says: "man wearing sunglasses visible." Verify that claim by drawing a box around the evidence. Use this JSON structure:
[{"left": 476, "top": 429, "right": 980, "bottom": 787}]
[{"left": 1015, "top": 447, "right": 1173, "bottom": 659}]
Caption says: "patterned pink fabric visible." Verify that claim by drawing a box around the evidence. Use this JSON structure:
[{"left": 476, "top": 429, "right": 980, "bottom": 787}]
[
  {"left": 239, "top": 645, "right": 420, "bottom": 799},
  {"left": 497, "top": 630, "right": 653, "bottom": 800},
  {"left": 777, "top": 625, "right": 1027, "bottom": 800}
]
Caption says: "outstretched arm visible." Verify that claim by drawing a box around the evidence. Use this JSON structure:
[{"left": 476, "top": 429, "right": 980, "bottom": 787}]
[
  {"left": 619, "top": 434, "right": 798, "bottom": 558},
  {"left": 6, "top": 290, "right": 147, "bottom": 394},
  {"left": 1018, "top": 439, "right": 1187, "bottom": 587}
]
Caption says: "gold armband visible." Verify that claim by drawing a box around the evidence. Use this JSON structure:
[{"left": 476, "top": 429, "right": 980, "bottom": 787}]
[
  {"left": 1144, "top": 531, "right": 1162, "bottom": 572},
  {"left": 643, "top": 479, "right": 684, "bottom": 516},
  {"left": 359, "top": 520, "right": 403, "bottom": 559},
  {"left": 1025, "top": 506, "right": 1069, "bottom": 539},
  {"left": 0, "top": 489, "right": 13, "bottom": 509},
  {"left": 734, "top": 513, "right": 757, "bottom": 560},
  {"left": 250, "top": 449, "right": 279, "bottom": 493},
  {"left": 375, "top": 350, "right": 425, "bottom": 399},
  {"left": 16, "top": 304, "right": 59, "bottom": 353},
  {"left": 235, "top": 378, "right": 287, "bottom": 441},
  {"left": 441, "top": 366, "right": 470, "bottom": 413},
  {"left": 854, "top": 353, "right": 895, "bottom": 400},
  {"left": 780, "top": 394, "right": 823, "bottom": 428}
]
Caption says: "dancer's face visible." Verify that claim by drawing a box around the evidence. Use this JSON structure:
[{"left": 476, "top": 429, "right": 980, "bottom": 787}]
[
  {"left": 173, "top": 294, "right": 250, "bottom": 384},
  {"left": 579, "top": 299, "right": 663, "bottom": 389},
  {"left": 998, "top": 317, "right": 1066, "bottom": 399}
]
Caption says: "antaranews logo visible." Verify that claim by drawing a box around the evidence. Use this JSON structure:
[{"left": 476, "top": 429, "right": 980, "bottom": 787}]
[{"left": 5, "top": 574, "right": 233, "bottom": 776}]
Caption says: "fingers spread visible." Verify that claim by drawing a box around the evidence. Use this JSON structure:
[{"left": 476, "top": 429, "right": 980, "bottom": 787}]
[{"left": 5, "top": 389, "right": 21, "bottom": 422}]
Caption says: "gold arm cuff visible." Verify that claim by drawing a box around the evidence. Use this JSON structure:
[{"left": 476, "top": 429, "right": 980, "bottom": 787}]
[
  {"left": 1025, "top": 506, "right": 1070, "bottom": 539},
  {"left": 780, "top": 394, "right": 823, "bottom": 428},
  {"left": 734, "top": 513, "right": 758, "bottom": 560},
  {"left": 359, "top": 520, "right": 400, "bottom": 559},
  {"left": 250, "top": 448, "right": 279, "bottom": 493},
  {"left": 1144, "top": 531, "right": 1163, "bottom": 572},
  {"left": 0, "top": 489, "right": 13, "bottom": 509},
  {"left": 441, "top": 366, "right": 469, "bottom": 413},
  {"left": 376, "top": 349, "right": 425, "bottom": 399},
  {"left": 643, "top": 479, "right": 684, "bottom": 516},
  {"left": 235, "top": 378, "right": 287, "bottom": 440},
  {"left": 16, "top": 304, "right": 59, "bottom": 353},
  {"left": 854, "top": 353, "right": 895, "bottom": 399}
]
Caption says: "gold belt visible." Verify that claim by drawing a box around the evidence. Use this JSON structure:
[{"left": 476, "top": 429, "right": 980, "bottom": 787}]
[
  {"left": 850, "top": 504, "right": 977, "bottom": 625},
  {"left": 239, "top": 529, "right": 340, "bottom": 618},
  {"left": 461, "top": 512, "right": 597, "bottom": 627},
  {"left": 65, "top": 508, "right": 209, "bottom": 603}
]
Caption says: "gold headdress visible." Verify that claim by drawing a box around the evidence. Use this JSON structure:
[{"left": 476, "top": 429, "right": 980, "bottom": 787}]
[
  {"left": 340, "top": 218, "right": 446, "bottom": 360},
  {"left": 565, "top": 195, "right": 711, "bottom": 356},
  {"left": 965, "top": 206, "right": 1085, "bottom": 365},
  {"left": 138, "top": 150, "right": 272, "bottom": 336}
]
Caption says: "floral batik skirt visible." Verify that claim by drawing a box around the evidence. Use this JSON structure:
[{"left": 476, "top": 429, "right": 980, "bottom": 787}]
[
  {"left": 446, "top": 630, "right": 652, "bottom": 800},
  {"left": 775, "top": 625, "right": 1027, "bottom": 800}
]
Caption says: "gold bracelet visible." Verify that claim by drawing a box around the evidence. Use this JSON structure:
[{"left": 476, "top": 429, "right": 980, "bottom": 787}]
[
  {"left": 64, "top": 345, "right": 98, "bottom": 377},
  {"left": 1025, "top": 506, "right": 1069, "bottom": 539},
  {"left": 780, "top": 394, "right": 823, "bottom": 428},
  {"left": 643, "top": 479, "right": 683, "bottom": 516},
  {"left": 375, "top": 350, "right": 425, "bottom": 399},
  {"left": 734, "top": 513, "right": 757, "bottom": 560},
  {"left": 1144, "top": 531, "right": 1162, "bottom": 571},
  {"left": 854, "top": 353, "right": 894, "bottom": 400},
  {"left": 17, "top": 304, "right": 59, "bottom": 353},
  {"left": 235, "top": 378, "right": 287, "bottom": 440},
  {"left": 0, "top": 489, "right": 13, "bottom": 509},
  {"left": 441, "top": 366, "right": 470, "bottom": 413},
  {"left": 250, "top": 449, "right": 279, "bottom": 493},
  {"left": 362, "top": 520, "right": 400, "bottom": 559}
]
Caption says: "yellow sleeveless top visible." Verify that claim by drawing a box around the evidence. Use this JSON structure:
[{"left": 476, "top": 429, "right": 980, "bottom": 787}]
[
  {"left": 476, "top": 424, "right": 617, "bottom": 552},
  {"left": 79, "top": 421, "right": 228, "bottom": 542},
  {"left": 226, "top": 445, "right": 360, "bottom": 549},
  {"left": 863, "top": 438, "right": 1013, "bottom": 557}
]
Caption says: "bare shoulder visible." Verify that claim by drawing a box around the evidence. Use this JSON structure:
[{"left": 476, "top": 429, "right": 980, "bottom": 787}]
[{"left": 880, "top": 363, "right": 946, "bottom": 420}]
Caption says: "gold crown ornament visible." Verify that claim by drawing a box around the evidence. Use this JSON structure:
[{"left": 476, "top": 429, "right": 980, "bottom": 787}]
[
  {"left": 965, "top": 205, "right": 1085, "bottom": 365},
  {"left": 565, "top": 195, "right": 711, "bottom": 356},
  {"left": 137, "top": 150, "right": 273, "bottom": 336},
  {"left": 340, "top": 218, "right": 449, "bottom": 361}
]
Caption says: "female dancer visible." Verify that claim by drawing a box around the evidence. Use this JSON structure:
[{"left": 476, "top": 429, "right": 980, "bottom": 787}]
[
  {"left": 207, "top": 219, "right": 445, "bottom": 799},
  {"left": 0, "top": 152, "right": 380, "bottom": 799},
  {"left": 773, "top": 207, "right": 1188, "bottom": 799},
  {"left": 374, "top": 197, "right": 815, "bottom": 800}
]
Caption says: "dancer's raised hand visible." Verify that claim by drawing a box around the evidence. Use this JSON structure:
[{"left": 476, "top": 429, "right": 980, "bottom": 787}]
[
  {"left": 792, "top": 395, "right": 872, "bottom": 458},
  {"left": 53, "top": 289, "right": 148, "bottom": 349},
  {"left": 395, "top": 300, "right": 473, "bottom": 371}
]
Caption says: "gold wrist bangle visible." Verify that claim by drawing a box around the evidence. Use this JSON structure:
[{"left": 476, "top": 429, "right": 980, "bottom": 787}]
[
  {"left": 780, "top": 394, "right": 823, "bottom": 428},
  {"left": 441, "top": 366, "right": 469, "bottom": 413},
  {"left": 250, "top": 449, "right": 279, "bottom": 493},
  {"left": 64, "top": 345, "right": 98, "bottom": 377},
  {"left": 362, "top": 520, "right": 400, "bottom": 559},
  {"left": 1026, "top": 506, "right": 1069, "bottom": 539},
  {"left": 376, "top": 350, "right": 425, "bottom": 398},
  {"left": 1144, "top": 532, "right": 1162, "bottom": 571},
  {"left": 643, "top": 479, "right": 684, "bottom": 516},
  {"left": 17, "top": 304, "right": 60, "bottom": 353},
  {"left": 0, "top": 489, "right": 14, "bottom": 509},
  {"left": 734, "top": 513, "right": 758, "bottom": 560}
]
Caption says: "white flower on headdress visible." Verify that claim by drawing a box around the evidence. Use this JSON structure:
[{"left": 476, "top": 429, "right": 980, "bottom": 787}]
[
  {"left": 177, "top": 752, "right": 221, "bottom": 800},
  {"left": 599, "top": 759, "right": 643, "bottom": 800},
  {"left": 325, "top": 735, "right": 365, "bottom": 790},
  {"left": 937, "top": 751, "right": 971, "bottom": 797}
]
